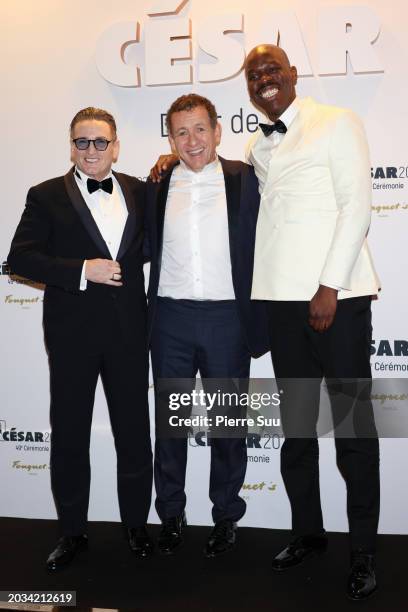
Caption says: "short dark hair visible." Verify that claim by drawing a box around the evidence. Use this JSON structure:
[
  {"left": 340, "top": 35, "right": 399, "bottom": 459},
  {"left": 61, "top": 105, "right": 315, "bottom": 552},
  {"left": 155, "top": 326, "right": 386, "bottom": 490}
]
[
  {"left": 70, "top": 107, "right": 117, "bottom": 138},
  {"left": 166, "top": 94, "right": 218, "bottom": 134}
]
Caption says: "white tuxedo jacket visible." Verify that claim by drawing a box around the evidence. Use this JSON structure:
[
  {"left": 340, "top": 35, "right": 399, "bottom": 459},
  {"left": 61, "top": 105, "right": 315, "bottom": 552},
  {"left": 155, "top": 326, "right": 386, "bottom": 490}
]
[{"left": 248, "top": 97, "right": 380, "bottom": 301}]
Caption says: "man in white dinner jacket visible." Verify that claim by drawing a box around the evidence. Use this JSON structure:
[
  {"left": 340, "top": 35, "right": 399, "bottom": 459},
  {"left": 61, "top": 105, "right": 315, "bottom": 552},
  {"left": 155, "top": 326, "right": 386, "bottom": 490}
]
[{"left": 245, "top": 44, "right": 380, "bottom": 601}]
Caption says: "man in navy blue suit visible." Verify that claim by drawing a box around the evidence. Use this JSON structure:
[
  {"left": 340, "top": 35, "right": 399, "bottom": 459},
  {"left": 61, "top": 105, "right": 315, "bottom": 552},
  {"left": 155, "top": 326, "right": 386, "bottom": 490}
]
[{"left": 145, "top": 94, "right": 268, "bottom": 557}]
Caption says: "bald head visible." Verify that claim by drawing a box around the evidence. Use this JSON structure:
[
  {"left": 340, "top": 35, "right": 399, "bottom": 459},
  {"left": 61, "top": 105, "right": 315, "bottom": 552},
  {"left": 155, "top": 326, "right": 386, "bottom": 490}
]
[
  {"left": 245, "top": 44, "right": 291, "bottom": 70},
  {"left": 245, "top": 44, "right": 297, "bottom": 122}
]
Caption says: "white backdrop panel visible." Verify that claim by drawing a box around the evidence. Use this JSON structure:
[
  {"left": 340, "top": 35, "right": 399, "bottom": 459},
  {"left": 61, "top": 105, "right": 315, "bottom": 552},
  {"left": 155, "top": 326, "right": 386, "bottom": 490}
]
[{"left": 1, "top": 0, "right": 407, "bottom": 534}]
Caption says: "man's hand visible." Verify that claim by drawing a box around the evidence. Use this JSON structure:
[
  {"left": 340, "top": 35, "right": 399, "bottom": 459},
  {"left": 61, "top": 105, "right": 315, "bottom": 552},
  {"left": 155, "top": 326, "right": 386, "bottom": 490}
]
[
  {"left": 308, "top": 285, "right": 338, "bottom": 332},
  {"left": 85, "top": 259, "right": 122, "bottom": 286},
  {"left": 149, "top": 154, "right": 179, "bottom": 182}
]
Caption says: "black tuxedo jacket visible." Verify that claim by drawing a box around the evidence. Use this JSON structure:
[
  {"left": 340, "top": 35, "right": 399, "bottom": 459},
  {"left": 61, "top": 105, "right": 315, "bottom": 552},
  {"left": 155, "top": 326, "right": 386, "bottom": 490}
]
[
  {"left": 8, "top": 167, "right": 147, "bottom": 349},
  {"left": 145, "top": 157, "right": 269, "bottom": 358}
]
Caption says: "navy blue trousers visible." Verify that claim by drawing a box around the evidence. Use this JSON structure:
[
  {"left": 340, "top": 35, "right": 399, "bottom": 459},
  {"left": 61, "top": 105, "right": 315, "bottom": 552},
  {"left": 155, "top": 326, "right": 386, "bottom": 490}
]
[{"left": 151, "top": 297, "right": 250, "bottom": 523}]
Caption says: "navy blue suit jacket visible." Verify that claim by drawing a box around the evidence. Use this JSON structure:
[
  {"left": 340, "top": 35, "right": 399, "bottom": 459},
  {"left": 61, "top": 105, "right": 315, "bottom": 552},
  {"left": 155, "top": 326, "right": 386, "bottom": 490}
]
[{"left": 145, "top": 156, "right": 269, "bottom": 358}]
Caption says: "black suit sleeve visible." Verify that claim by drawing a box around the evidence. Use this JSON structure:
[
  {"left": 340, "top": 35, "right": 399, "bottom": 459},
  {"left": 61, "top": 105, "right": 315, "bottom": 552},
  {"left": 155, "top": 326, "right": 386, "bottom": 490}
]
[
  {"left": 143, "top": 185, "right": 151, "bottom": 263},
  {"left": 142, "top": 178, "right": 159, "bottom": 264},
  {"left": 246, "top": 165, "right": 261, "bottom": 217},
  {"left": 8, "top": 187, "right": 84, "bottom": 290}
]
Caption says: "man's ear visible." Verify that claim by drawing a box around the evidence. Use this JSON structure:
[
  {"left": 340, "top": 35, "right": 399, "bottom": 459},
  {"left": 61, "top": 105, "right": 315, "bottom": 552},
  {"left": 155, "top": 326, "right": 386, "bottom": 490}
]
[
  {"left": 290, "top": 65, "right": 298, "bottom": 86},
  {"left": 168, "top": 134, "right": 177, "bottom": 155},
  {"left": 112, "top": 139, "right": 120, "bottom": 163},
  {"left": 215, "top": 122, "right": 222, "bottom": 147}
]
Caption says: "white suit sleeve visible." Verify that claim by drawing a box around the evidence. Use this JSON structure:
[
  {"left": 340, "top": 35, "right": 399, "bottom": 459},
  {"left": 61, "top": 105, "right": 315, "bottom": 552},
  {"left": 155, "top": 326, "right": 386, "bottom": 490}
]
[{"left": 319, "top": 111, "right": 372, "bottom": 290}]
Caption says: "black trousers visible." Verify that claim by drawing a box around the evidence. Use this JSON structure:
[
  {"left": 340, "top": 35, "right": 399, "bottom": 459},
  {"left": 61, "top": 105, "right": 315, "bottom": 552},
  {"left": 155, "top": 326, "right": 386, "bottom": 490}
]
[
  {"left": 267, "top": 297, "right": 380, "bottom": 552},
  {"left": 151, "top": 297, "right": 250, "bottom": 523},
  {"left": 48, "top": 303, "right": 152, "bottom": 535}
]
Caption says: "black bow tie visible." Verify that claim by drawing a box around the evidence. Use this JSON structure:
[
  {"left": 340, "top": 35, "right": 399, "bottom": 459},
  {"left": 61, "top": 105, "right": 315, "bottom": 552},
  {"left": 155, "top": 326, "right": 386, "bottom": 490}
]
[
  {"left": 87, "top": 177, "right": 113, "bottom": 194},
  {"left": 259, "top": 120, "right": 287, "bottom": 137}
]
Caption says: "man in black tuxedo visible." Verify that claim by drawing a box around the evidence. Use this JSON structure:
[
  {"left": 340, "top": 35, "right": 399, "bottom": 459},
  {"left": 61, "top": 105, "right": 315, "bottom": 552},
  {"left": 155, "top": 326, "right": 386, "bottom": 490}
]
[
  {"left": 8, "top": 107, "right": 153, "bottom": 570},
  {"left": 145, "top": 94, "right": 268, "bottom": 557}
]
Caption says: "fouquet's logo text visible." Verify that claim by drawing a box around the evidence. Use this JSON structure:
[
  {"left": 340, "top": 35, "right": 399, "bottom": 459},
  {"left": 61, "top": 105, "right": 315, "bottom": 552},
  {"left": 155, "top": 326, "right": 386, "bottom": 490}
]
[{"left": 12, "top": 460, "right": 49, "bottom": 473}]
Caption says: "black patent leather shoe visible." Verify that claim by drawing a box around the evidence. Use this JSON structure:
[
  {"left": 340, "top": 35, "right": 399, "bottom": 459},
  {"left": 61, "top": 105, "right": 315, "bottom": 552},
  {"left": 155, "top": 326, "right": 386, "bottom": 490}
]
[
  {"left": 347, "top": 550, "right": 377, "bottom": 600},
  {"left": 204, "top": 519, "right": 237, "bottom": 558},
  {"left": 46, "top": 535, "right": 88, "bottom": 571},
  {"left": 271, "top": 534, "right": 328, "bottom": 571},
  {"left": 127, "top": 526, "right": 154, "bottom": 558},
  {"left": 158, "top": 512, "right": 186, "bottom": 554}
]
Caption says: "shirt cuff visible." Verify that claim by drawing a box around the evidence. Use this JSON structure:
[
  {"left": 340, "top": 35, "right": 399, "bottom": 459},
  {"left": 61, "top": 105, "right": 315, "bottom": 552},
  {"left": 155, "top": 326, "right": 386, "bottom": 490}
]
[{"left": 80, "top": 261, "right": 87, "bottom": 291}]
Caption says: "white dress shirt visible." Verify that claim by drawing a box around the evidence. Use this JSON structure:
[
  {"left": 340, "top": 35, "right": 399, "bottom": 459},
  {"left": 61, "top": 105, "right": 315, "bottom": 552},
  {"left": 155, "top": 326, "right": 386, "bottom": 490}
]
[
  {"left": 74, "top": 167, "right": 128, "bottom": 290},
  {"left": 158, "top": 158, "right": 235, "bottom": 300},
  {"left": 245, "top": 97, "right": 300, "bottom": 193}
]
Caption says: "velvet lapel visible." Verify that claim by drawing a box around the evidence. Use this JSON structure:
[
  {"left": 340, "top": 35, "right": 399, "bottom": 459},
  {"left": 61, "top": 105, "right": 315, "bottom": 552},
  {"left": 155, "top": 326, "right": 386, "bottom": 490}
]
[
  {"left": 114, "top": 171, "right": 136, "bottom": 261},
  {"left": 63, "top": 167, "right": 111, "bottom": 258},
  {"left": 219, "top": 156, "right": 241, "bottom": 263}
]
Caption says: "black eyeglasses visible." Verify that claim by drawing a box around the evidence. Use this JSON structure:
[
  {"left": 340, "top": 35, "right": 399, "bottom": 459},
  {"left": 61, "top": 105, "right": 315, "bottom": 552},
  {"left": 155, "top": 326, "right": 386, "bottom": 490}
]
[{"left": 72, "top": 138, "right": 112, "bottom": 151}]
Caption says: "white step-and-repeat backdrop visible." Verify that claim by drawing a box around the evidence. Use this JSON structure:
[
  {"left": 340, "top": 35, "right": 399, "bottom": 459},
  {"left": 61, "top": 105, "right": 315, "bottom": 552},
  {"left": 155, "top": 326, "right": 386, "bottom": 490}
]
[{"left": 1, "top": 0, "right": 407, "bottom": 533}]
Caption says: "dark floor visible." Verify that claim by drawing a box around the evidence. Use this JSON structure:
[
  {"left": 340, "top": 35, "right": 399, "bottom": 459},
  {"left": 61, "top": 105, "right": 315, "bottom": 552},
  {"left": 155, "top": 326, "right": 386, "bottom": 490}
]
[{"left": 0, "top": 518, "right": 405, "bottom": 611}]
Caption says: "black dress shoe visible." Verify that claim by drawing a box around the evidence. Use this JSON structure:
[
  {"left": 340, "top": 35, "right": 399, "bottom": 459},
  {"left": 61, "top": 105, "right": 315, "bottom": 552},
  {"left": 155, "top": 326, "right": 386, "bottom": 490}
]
[
  {"left": 158, "top": 512, "right": 186, "bottom": 555},
  {"left": 347, "top": 550, "right": 377, "bottom": 600},
  {"left": 271, "top": 534, "right": 328, "bottom": 571},
  {"left": 204, "top": 519, "right": 237, "bottom": 558},
  {"left": 46, "top": 535, "right": 88, "bottom": 571},
  {"left": 127, "top": 526, "right": 154, "bottom": 558}
]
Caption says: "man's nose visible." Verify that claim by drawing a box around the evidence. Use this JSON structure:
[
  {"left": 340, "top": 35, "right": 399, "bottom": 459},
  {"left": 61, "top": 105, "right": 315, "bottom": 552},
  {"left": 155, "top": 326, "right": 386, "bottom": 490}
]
[
  {"left": 260, "top": 73, "right": 272, "bottom": 85},
  {"left": 88, "top": 141, "right": 98, "bottom": 153},
  {"left": 187, "top": 132, "right": 198, "bottom": 146}
]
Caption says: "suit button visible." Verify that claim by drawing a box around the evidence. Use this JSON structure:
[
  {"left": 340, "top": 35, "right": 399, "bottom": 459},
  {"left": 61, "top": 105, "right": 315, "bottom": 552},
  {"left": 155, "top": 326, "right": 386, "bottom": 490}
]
[{"left": 111, "top": 293, "right": 117, "bottom": 299}]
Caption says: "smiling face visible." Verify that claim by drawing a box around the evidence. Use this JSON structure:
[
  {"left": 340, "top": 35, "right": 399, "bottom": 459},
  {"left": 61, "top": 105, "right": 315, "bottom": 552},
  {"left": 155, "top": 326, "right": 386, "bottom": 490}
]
[
  {"left": 70, "top": 119, "right": 119, "bottom": 181},
  {"left": 245, "top": 45, "right": 298, "bottom": 122},
  {"left": 168, "top": 105, "right": 221, "bottom": 172}
]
